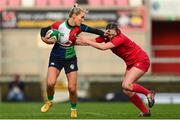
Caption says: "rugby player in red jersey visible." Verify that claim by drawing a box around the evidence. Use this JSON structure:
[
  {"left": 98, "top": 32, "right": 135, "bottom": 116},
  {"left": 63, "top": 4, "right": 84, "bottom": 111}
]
[
  {"left": 40, "top": 3, "right": 104, "bottom": 118},
  {"left": 77, "top": 22, "right": 155, "bottom": 117}
]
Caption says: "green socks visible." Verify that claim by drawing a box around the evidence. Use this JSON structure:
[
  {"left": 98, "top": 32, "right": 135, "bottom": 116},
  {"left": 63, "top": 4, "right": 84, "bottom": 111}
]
[
  {"left": 71, "top": 103, "right": 77, "bottom": 110},
  {"left": 48, "top": 96, "right": 54, "bottom": 101}
]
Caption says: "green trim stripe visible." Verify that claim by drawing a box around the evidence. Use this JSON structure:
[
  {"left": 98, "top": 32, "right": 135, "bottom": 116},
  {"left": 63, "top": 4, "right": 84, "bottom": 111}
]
[{"left": 65, "top": 46, "right": 76, "bottom": 59}]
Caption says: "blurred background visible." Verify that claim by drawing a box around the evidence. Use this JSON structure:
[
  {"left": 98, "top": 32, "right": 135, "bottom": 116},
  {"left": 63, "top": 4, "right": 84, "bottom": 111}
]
[{"left": 0, "top": 0, "right": 180, "bottom": 104}]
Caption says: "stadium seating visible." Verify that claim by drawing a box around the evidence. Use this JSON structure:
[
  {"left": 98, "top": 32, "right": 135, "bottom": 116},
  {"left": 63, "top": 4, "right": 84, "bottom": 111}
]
[
  {"left": 61, "top": 0, "right": 75, "bottom": 6},
  {"left": 8, "top": 0, "right": 21, "bottom": 7},
  {"left": 88, "top": 0, "right": 102, "bottom": 6},
  {"left": 21, "top": 0, "right": 35, "bottom": 7},
  {"left": 102, "top": 0, "right": 115, "bottom": 6},
  {"left": 49, "top": 0, "right": 61, "bottom": 7},
  {"left": 0, "top": 0, "right": 134, "bottom": 8},
  {"left": 129, "top": 0, "right": 143, "bottom": 7},
  {"left": 0, "top": 0, "right": 7, "bottom": 7},
  {"left": 35, "top": 0, "right": 48, "bottom": 7},
  {"left": 115, "top": 0, "right": 129, "bottom": 6}
]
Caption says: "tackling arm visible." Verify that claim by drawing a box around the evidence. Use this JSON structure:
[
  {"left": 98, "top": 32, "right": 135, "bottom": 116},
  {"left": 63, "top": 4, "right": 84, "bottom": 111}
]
[
  {"left": 76, "top": 36, "right": 115, "bottom": 50},
  {"left": 86, "top": 40, "right": 115, "bottom": 50}
]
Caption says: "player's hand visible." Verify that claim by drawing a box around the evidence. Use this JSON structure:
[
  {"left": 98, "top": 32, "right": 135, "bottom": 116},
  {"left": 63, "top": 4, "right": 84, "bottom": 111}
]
[
  {"left": 41, "top": 36, "right": 55, "bottom": 44},
  {"left": 76, "top": 36, "right": 89, "bottom": 45},
  {"left": 76, "top": 36, "right": 85, "bottom": 43}
]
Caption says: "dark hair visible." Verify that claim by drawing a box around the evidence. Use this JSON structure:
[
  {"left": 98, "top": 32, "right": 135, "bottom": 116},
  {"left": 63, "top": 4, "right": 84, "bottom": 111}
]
[{"left": 106, "top": 22, "right": 121, "bottom": 34}]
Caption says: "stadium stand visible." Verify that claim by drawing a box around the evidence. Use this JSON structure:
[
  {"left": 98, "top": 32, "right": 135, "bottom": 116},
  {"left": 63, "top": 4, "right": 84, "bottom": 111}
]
[
  {"left": 102, "top": 0, "right": 115, "bottom": 6},
  {"left": 21, "top": 0, "right": 35, "bottom": 7},
  {"left": 0, "top": 0, "right": 145, "bottom": 8},
  {"left": 61, "top": 0, "right": 75, "bottom": 6},
  {"left": 115, "top": 0, "right": 129, "bottom": 6},
  {"left": 35, "top": 0, "right": 48, "bottom": 7},
  {"left": 129, "top": 0, "right": 143, "bottom": 7},
  {"left": 49, "top": 0, "right": 62, "bottom": 7},
  {"left": 0, "top": 75, "right": 42, "bottom": 102},
  {"left": 0, "top": 0, "right": 7, "bottom": 7},
  {"left": 8, "top": 0, "right": 21, "bottom": 7},
  {"left": 88, "top": 0, "right": 102, "bottom": 6}
]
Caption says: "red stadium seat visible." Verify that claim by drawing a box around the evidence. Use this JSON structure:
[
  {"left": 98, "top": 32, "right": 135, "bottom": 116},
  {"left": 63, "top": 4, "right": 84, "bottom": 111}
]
[
  {"left": 88, "top": 0, "right": 102, "bottom": 6},
  {"left": 102, "top": 0, "right": 115, "bottom": 6},
  {"left": 0, "top": 0, "right": 7, "bottom": 7},
  {"left": 36, "top": 0, "right": 48, "bottom": 7},
  {"left": 49, "top": 0, "right": 61, "bottom": 7},
  {"left": 115, "top": 0, "right": 128, "bottom": 6},
  {"left": 8, "top": 0, "right": 21, "bottom": 7},
  {"left": 61, "top": 0, "right": 75, "bottom": 6}
]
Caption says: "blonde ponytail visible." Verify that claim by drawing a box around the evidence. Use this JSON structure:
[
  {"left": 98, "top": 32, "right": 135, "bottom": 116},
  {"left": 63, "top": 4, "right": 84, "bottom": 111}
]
[
  {"left": 73, "top": 3, "right": 78, "bottom": 8},
  {"left": 69, "top": 3, "right": 88, "bottom": 17}
]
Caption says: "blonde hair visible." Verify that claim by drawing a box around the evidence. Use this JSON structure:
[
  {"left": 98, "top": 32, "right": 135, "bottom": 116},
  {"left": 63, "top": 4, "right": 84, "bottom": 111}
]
[{"left": 69, "top": 3, "right": 88, "bottom": 17}]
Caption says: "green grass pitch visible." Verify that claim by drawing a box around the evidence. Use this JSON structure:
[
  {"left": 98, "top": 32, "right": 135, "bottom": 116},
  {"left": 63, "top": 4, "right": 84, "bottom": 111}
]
[{"left": 0, "top": 102, "right": 180, "bottom": 119}]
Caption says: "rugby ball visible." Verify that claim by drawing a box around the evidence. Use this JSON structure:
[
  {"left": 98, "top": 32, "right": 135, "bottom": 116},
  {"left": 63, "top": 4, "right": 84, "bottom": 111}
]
[{"left": 46, "top": 29, "right": 60, "bottom": 43}]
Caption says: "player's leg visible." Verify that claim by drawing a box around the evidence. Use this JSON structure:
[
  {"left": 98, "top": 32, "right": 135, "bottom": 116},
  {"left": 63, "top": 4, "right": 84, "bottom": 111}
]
[
  {"left": 66, "top": 71, "right": 78, "bottom": 118},
  {"left": 122, "top": 70, "right": 150, "bottom": 116},
  {"left": 46, "top": 67, "right": 60, "bottom": 101},
  {"left": 41, "top": 66, "right": 60, "bottom": 112},
  {"left": 122, "top": 89, "right": 150, "bottom": 116},
  {"left": 64, "top": 58, "right": 78, "bottom": 118},
  {"left": 122, "top": 67, "right": 150, "bottom": 95},
  {"left": 122, "top": 67, "right": 155, "bottom": 108}
]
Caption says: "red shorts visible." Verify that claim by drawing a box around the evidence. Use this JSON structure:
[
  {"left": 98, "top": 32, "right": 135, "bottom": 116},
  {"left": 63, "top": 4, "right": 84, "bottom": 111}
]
[{"left": 126, "top": 59, "right": 150, "bottom": 72}]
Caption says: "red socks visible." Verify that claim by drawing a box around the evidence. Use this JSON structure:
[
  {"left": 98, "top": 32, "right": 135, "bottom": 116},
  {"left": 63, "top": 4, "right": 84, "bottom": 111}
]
[
  {"left": 128, "top": 84, "right": 150, "bottom": 113},
  {"left": 132, "top": 83, "right": 150, "bottom": 96},
  {"left": 130, "top": 93, "right": 149, "bottom": 113}
]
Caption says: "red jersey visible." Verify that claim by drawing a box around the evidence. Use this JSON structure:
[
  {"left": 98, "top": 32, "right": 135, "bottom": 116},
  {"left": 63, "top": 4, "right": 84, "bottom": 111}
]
[{"left": 96, "top": 33, "right": 149, "bottom": 66}]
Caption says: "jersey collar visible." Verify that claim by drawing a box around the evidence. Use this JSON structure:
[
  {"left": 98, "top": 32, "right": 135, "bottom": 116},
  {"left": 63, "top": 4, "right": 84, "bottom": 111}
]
[{"left": 65, "top": 19, "right": 74, "bottom": 29}]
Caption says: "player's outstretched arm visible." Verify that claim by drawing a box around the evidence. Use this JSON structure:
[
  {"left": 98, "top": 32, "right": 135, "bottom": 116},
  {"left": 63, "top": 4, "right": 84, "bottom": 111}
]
[
  {"left": 75, "top": 34, "right": 94, "bottom": 46},
  {"left": 80, "top": 24, "right": 105, "bottom": 37},
  {"left": 76, "top": 36, "right": 115, "bottom": 50}
]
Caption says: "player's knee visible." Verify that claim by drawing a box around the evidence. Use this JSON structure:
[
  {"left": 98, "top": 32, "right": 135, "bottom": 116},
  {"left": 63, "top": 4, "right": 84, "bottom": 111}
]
[
  {"left": 122, "top": 89, "right": 133, "bottom": 97},
  {"left": 122, "top": 83, "right": 132, "bottom": 91},
  {"left": 47, "top": 81, "right": 56, "bottom": 89},
  {"left": 68, "top": 85, "right": 76, "bottom": 93}
]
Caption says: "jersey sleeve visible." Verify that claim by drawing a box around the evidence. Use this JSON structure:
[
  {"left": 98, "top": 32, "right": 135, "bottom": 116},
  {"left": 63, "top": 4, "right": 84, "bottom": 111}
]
[
  {"left": 80, "top": 24, "right": 105, "bottom": 37},
  {"left": 40, "top": 26, "right": 51, "bottom": 37},
  {"left": 40, "top": 21, "right": 61, "bottom": 37},
  {"left": 110, "top": 35, "right": 124, "bottom": 46},
  {"left": 95, "top": 36, "right": 105, "bottom": 43},
  {"left": 51, "top": 21, "right": 61, "bottom": 29}
]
